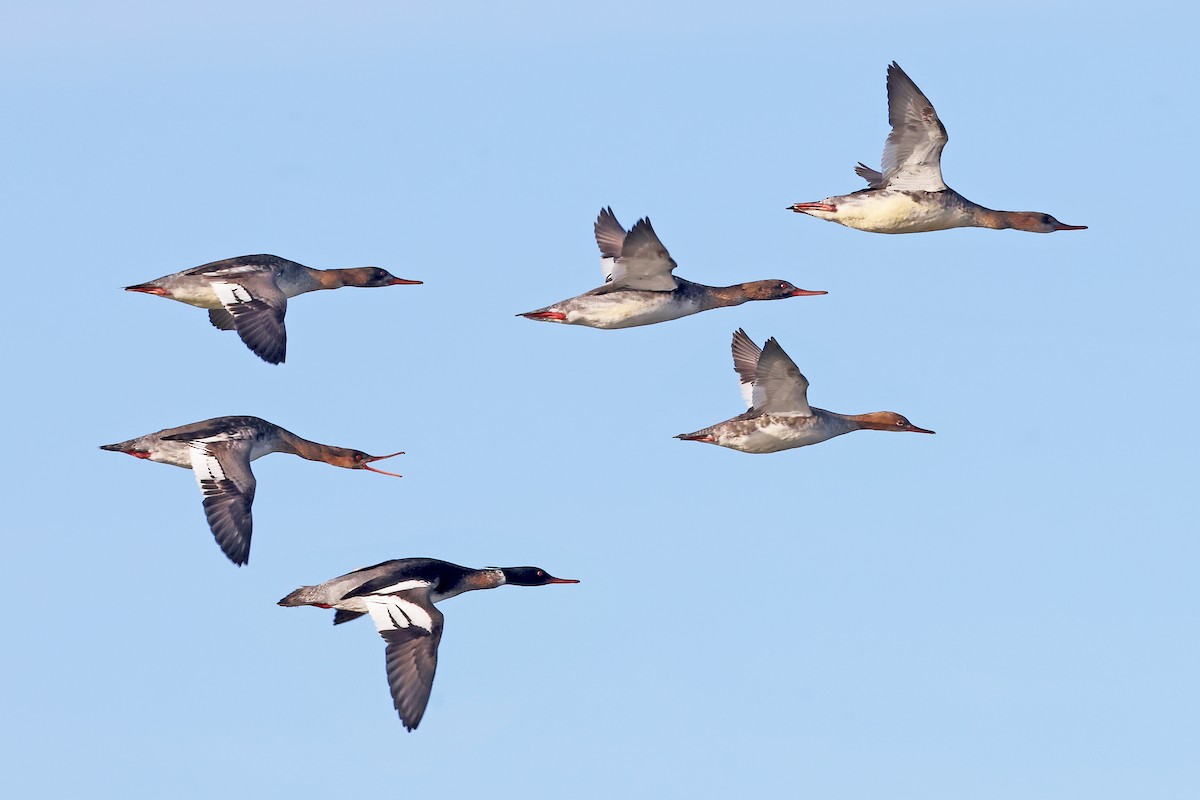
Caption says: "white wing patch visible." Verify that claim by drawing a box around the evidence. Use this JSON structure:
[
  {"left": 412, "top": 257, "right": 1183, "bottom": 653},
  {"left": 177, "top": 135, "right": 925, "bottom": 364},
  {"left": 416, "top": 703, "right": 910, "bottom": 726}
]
[
  {"left": 740, "top": 379, "right": 767, "bottom": 410},
  {"left": 600, "top": 256, "right": 617, "bottom": 283},
  {"left": 210, "top": 281, "right": 256, "bottom": 307},
  {"left": 367, "top": 579, "right": 432, "bottom": 596},
  {"left": 364, "top": 595, "right": 436, "bottom": 635},
  {"left": 206, "top": 265, "right": 261, "bottom": 277},
  {"left": 186, "top": 445, "right": 227, "bottom": 484}
]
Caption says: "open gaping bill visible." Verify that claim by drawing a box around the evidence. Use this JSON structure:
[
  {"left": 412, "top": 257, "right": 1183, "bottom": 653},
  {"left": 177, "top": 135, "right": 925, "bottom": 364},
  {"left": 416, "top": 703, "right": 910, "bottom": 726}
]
[
  {"left": 279, "top": 558, "right": 579, "bottom": 730},
  {"left": 519, "top": 207, "right": 825, "bottom": 328},
  {"left": 789, "top": 62, "right": 1086, "bottom": 234},
  {"left": 125, "top": 254, "right": 421, "bottom": 364},
  {"left": 100, "top": 416, "right": 403, "bottom": 566},
  {"left": 676, "top": 329, "right": 934, "bottom": 453}
]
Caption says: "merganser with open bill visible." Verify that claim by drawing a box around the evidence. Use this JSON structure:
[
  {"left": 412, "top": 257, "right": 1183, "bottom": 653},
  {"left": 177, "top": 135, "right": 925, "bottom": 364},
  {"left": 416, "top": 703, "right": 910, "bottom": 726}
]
[
  {"left": 100, "top": 416, "right": 403, "bottom": 566},
  {"left": 279, "top": 557, "right": 579, "bottom": 730},
  {"left": 676, "top": 329, "right": 934, "bottom": 453},
  {"left": 788, "top": 62, "right": 1086, "bottom": 234},
  {"left": 124, "top": 254, "right": 421, "bottom": 364},
  {"left": 519, "top": 207, "right": 825, "bottom": 328}
]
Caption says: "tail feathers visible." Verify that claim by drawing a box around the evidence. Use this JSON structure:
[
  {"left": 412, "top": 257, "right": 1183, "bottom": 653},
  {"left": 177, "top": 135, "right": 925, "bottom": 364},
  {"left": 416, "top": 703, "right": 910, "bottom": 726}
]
[
  {"left": 333, "top": 610, "right": 366, "bottom": 625},
  {"left": 518, "top": 309, "right": 567, "bottom": 322},
  {"left": 277, "top": 586, "right": 315, "bottom": 606},
  {"left": 125, "top": 282, "right": 168, "bottom": 295}
]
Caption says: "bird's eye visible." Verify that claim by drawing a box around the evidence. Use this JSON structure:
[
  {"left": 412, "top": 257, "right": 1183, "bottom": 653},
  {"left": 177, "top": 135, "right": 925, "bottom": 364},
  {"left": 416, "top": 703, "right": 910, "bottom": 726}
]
[
  {"left": 1041, "top": 215, "right": 1052, "bottom": 225},
  {"left": 536, "top": 570, "right": 545, "bottom": 577},
  {"left": 896, "top": 419, "right": 907, "bottom": 427}
]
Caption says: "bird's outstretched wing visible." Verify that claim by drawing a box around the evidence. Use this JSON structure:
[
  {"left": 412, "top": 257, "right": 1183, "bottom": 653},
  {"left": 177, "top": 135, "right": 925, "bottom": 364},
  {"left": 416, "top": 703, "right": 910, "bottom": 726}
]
[
  {"left": 730, "top": 329, "right": 812, "bottom": 416},
  {"left": 184, "top": 438, "right": 257, "bottom": 566},
  {"left": 600, "top": 216, "right": 678, "bottom": 292},
  {"left": 204, "top": 265, "right": 289, "bottom": 364},
  {"left": 879, "top": 62, "right": 949, "bottom": 191},
  {"left": 362, "top": 586, "right": 445, "bottom": 731}
]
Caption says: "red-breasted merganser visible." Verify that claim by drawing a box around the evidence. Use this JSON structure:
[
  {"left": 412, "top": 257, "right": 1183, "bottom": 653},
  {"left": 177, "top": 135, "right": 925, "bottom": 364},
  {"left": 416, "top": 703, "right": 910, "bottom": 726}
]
[
  {"left": 789, "top": 62, "right": 1087, "bottom": 234},
  {"left": 100, "top": 416, "right": 403, "bottom": 565},
  {"left": 279, "top": 558, "right": 579, "bottom": 730},
  {"left": 125, "top": 254, "right": 421, "bottom": 364},
  {"left": 519, "top": 207, "right": 825, "bottom": 328},
  {"left": 676, "top": 329, "right": 934, "bottom": 452}
]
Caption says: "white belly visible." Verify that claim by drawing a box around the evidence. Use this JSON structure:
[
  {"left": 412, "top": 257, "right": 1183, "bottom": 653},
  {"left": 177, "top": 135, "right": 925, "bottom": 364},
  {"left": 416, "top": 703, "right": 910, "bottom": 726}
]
[
  {"left": 820, "top": 192, "right": 970, "bottom": 234},
  {"left": 148, "top": 440, "right": 200, "bottom": 468},
  {"left": 169, "top": 283, "right": 224, "bottom": 309}
]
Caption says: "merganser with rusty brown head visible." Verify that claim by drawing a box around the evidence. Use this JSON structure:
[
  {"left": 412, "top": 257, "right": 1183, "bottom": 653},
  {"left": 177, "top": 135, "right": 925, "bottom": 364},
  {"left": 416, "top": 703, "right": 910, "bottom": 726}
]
[
  {"left": 788, "top": 62, "right": 1086, "bottom": 235},
  {"left": 124, "top": 254, "right": 421, "bottom": 364},
  {"left": 676, "top": 329, "right": 934, "bottom": 453},
  {"left": 278, "top": 557, "right": 579, "bottom": 731},
  {"left": 518, "top": 207, "right": 825, "bottom": 328},
  {"left": 100, "top": 416, "right": 403, "bottom": 566}
]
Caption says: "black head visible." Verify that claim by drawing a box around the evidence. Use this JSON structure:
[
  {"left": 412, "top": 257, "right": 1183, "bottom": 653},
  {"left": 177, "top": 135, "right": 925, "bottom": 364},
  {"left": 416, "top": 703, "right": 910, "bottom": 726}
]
[{"left": 501, "top": 566, "right": 580, "bottom": 586}]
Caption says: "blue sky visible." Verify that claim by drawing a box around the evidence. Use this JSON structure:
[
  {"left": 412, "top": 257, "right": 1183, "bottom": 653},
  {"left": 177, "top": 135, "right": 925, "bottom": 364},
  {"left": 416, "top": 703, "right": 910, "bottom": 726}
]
[{"left": 3, "top": 2, "right": 1197, "bottom": 797}]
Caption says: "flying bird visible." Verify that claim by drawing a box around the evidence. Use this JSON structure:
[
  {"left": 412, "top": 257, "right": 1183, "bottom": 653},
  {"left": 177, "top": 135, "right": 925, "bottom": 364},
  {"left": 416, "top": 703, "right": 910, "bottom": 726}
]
[
  {"left": 279, "top": 558, "right": 579, "bottom": 730},
  {"left": 519, "top": 207, "right": 825, "bottom": 328},
  {"left": 676, "top": 329, "right": 934, "bottom": 452},
  {"left": 789, "top": 62, "right": 1086, "bottom": 234},
  {"left": 124, "top": 254, "right": 421, "bottom": 363},
  {"left": 100, "top": 416, "right": 403, "bottom": 565}
]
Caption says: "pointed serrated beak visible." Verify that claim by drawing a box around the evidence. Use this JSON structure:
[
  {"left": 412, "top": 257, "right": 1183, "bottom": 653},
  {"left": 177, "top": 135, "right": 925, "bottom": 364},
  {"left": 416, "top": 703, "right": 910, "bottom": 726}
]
[{"left": 363, "top": 451, "right": 405, "bottom": 477}]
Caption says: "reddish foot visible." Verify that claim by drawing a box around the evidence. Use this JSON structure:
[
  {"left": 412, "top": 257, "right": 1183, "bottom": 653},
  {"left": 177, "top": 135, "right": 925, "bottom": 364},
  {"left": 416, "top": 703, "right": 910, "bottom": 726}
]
[
  {"left": 790, "top": 202, "right": 838, "bottom": 213},
  {"left": 126, "top": 286, "right": 169, "bottom": 295},
  {"left": 676, "top": 434, "right": 715, "bottom": 442},
  {"left": 523, "top": 311, "right": 567, "bottom": 321}
]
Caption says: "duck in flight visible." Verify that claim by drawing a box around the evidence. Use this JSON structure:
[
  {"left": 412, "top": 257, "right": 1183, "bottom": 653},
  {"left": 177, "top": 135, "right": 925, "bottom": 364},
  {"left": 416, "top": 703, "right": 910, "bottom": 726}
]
[
  {"left": 125, "top": 254, "right": 422, "bottom": 364},
  {"left": 100, "top": 416, "right": 403, "bottom": 566},
  {"left": 789, "top": 62, "right": 1086, "bottom": 234},
  {"left": 279, "top": 557, "right": 579, "bottom": 730},
  {"left": 676, "top": 329, "right": 934, "bottom": 453},
  {"left": 519, "top": 207, "right": 825, "bottom": 328}
]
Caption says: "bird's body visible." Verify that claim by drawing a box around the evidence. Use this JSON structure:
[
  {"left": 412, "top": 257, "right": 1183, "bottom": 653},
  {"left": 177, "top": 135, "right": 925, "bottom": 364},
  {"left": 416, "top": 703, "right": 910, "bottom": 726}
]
[
  {"left": 528, "top": 277, "right": 715, "bottom": 329},
  {"left": 676, "top": 329, "right": 934, "bottom": 453},
  {"left": 520, "top": 208, "right": 824, "bottom": 328},
  {"left": 125, "top": 254, "right": 421, "bottom": 363},
  {"left": 279, "top": 558, "right": 579, "bottom": 730},
  {"left": 789, "top": 62, "right": 1085, "bottom": 235},
  {"left": 100, "top": 416, "right": 403, "bottom": 566},
  {"left": 797, "top": 187, "right": 983, "bottom": 235},
  {"left": 681, "top": 407, "right": 861, "bottom": 454}
]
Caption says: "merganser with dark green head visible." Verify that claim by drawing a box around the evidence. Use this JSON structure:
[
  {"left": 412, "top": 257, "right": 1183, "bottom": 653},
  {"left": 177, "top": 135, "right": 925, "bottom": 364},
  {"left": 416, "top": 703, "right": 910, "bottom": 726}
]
[{"left": 279, "top": 558, "right": 579, "bottom": 730}]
